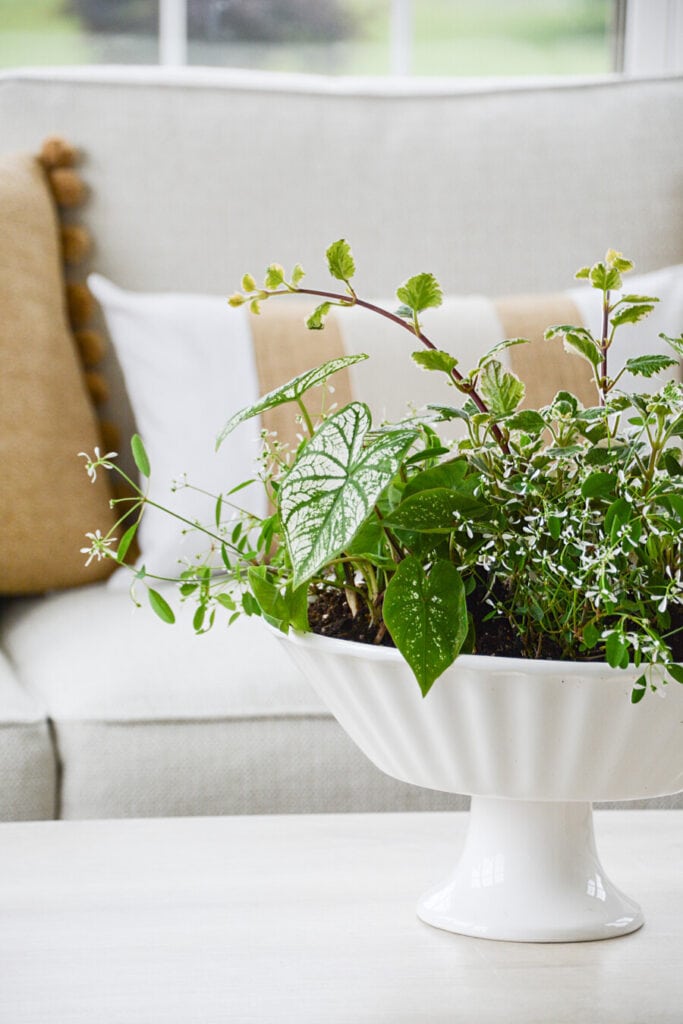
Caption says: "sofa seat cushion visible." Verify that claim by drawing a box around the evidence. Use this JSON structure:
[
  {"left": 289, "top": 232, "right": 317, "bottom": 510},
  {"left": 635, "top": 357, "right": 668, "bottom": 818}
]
[
  {"left": 0, "top": 648, "right": 56, "bottom": 820},
  {"left": 0, "top": 585, "right": 465, "bottom": 817},
  {"left": 0, "top": 585, "right": 326, "bottom": 721}
]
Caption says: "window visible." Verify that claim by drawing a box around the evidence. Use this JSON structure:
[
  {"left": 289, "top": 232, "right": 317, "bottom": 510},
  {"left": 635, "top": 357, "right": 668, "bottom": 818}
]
[{"left": 0, "top": 0, "right": 678, "bottom": 77}]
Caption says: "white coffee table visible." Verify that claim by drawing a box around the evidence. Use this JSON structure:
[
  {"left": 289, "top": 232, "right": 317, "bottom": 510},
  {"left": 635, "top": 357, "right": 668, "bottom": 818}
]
[{"left": 0, "top": 811, "right": 681, "bottom": 1023}]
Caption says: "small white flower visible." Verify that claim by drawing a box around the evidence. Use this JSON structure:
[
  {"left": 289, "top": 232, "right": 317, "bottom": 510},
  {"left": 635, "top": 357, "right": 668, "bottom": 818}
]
[
  {"left": 78, "top": 447, "right": 118, "bottom": 483},
  {"left": 80, "top": 529, "right": 116, "bottom": 566}
]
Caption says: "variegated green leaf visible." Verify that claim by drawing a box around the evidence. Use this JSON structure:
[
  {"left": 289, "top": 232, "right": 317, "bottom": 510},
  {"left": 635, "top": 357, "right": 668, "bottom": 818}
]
[
  {"left": 478, "top": 359, "right": 525, "bottom": 418},
  {"left": 477, "top": 336, "right": 529, "bottom": 367},
  {"left": 279, "top": 402, "right": 416, "bottom": 587},
  {"left": 216, "top": 354, "right": 368, "bottom": 448},
  {"left": 624, "top": 355, "right": 678, "bottom": 379}
]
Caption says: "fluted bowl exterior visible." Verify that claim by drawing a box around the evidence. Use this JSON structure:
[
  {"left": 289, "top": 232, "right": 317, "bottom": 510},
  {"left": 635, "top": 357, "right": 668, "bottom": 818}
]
[{"left": 277, "top": 631, "right": 683, "bottom": 802}]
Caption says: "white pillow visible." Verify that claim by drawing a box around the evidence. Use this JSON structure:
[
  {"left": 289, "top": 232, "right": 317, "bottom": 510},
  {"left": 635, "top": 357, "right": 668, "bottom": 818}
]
[{"left": 89, "top": 274, "right": 265, "bottom": 584}]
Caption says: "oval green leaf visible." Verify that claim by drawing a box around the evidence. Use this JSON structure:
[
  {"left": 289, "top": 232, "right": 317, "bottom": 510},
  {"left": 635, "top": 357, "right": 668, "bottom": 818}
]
[
  {"left": 148, "top": 587, "right": 175, "bottom": 624},
  {"left": 131, "top": 434, "right": 151, "bottom": 478}
]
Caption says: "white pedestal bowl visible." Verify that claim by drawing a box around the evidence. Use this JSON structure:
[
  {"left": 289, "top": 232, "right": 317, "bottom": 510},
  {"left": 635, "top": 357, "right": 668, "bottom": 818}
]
[{"left": 277, "top": 630, "right": 683, "bottom": 942}]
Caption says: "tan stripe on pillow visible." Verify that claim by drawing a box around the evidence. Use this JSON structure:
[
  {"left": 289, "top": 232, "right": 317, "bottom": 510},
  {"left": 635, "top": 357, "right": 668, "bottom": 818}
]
[
  {"left": 496, "top": 294, "right": 596, "bottom": 409},
  {"left": 249, "top": 300, "right": 352, "bottom": 450}
]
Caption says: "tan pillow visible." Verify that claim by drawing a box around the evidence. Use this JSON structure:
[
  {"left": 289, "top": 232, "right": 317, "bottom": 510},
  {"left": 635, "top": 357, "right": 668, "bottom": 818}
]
[{"left": 0, "top": 151, "right": 116, "bottom": 593}]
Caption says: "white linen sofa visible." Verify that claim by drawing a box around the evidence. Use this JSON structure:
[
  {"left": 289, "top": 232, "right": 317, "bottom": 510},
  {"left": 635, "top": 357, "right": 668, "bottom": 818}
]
[{"left": 1, "top": 67, "right": 682, "bottom": 820}]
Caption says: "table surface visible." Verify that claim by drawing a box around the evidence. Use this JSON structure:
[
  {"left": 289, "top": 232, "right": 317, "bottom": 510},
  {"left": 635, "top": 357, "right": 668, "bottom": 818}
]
[{"left": 0, "top": 811, "right": 681, "bottom": 1024}]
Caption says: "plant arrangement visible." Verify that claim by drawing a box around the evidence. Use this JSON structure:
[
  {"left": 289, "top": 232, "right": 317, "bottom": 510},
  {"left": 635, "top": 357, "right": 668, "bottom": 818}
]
[{"left": 82, "top": 244, "right": 683, "bottom": 702}]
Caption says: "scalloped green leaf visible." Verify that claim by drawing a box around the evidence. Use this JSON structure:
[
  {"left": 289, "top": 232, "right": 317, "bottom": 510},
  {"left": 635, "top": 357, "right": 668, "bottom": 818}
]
[
  {"left": 411, "top": 349, "right": 458, "bottom": 375},
  {"left": 478, "top": 336, "right": 529, "bottom": 367},
  {"left": 611, "top": 304, "right": 656, "bottom": 327},
  {"left": 306, "top": 302, "right": 332, "bottom": 330},
  {"left": 624, "top": 355, "right": 678, "bottom": 378},
  {"left": 216, "top": 354, "right": 368, "bottom": 448},
  {"left": 383, "top": 556, "right": 468, "bottom": 696},
  {"left": 505, "top": 409, "right": 546, "bottom": 434},
  {"left": 326, "top": 239, "right": 355, "bottom": 282},
  {"left": 280, "top": 402, "right": 416, "bottom": 587},
  {"left": 396, "top": 273, "right": 443, "bottom": 314},
  {"left": 478, "top": 359, "right": 525, "bottom": 418}
]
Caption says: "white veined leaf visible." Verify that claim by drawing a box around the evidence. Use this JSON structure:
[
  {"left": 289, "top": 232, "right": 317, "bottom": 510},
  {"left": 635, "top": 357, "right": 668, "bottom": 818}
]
[
  {"left": 279, "top": 402, "right": 416, "bottom": 587},
  {"left": 216, "top": 354, "right": 368, "bottom": 449}
]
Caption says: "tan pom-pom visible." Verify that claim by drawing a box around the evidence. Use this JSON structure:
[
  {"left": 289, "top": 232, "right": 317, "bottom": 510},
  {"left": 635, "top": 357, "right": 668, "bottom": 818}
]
[
  {"left": 40, "top": 136, "right": 77, "bottom": 169},
  {"left": 61, "top": 224, "right": 92, "bottom": 265},
  {"left": 49, "top": 167, "right": 87, "bottom": 208},
  {"left": 66, "top": 282, "right": 94, "bottom": 327},
  {"left": 74, "top": 328, "right": 106, "bottom": 367},
  {"left": 85, "top": 370, "right": 109, "bottom": 405},
  {"left": 100, "top": 420, "right": 121, "bottom": 453}
]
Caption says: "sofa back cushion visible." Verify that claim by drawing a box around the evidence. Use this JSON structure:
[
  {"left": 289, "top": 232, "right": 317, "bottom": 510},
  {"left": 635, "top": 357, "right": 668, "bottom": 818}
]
[{"left": 0, "top": 151, "right": 116, "bottom": 592}]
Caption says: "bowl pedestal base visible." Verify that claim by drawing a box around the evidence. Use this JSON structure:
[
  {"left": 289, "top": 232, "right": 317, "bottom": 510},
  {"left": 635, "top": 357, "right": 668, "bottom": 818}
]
[{"left": 417, "top": 797, "right": 643, "bottom": 942}]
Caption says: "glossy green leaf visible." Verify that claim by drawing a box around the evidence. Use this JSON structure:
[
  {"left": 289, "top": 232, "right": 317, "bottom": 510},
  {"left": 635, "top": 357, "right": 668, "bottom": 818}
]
[
  {"left": 386, "top": 488, "right": 467, "bottom": 533},
  {"left": 581, "top": 471, "right": 617, "bottom": 499},
  {"left": 148, "top": 588, "right": 175, "bottom": 624},
  {"left": 383, "top": 556, "right": 468, "bottom": 696},
  {"left": 248, "top": 566, "right": 309, "bottom": 633},
  {"left": 605, "top": 631, "right": 629, "bottom": 669},
  {"left": 631, "top": 674, "right": 647, "bottom": 703},
  {"left": 479, "top": 359, "right": 525, "bottom": 418},
  {"left": 216, "top": 354, "right": 368, "bottom": 447},
  {"left": 116, "top": 523, "right": 138, "bottom": 562},
  {"left": 403, "top": 459, "right": 469, "bottom": 499},
  {"left": 667, "top": 664, "right": 683, "bottom": 685},
  {"left": 131, "top": 434, "right": 150, "bottom": 478},
  {"left": 280, "top": 402, "right": 416, "bottom": 587}
]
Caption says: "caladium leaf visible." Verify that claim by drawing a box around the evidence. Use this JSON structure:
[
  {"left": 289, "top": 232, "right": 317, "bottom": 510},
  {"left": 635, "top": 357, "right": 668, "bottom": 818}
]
[
  {"left": 279, "top": 402, "right": 416, "bottom": 587},
  {"left": 216, "top": 354, "right": 368, "bottom": 448},
  {"left": 382, "top": 556, "right": 468, "bottom": 696}
]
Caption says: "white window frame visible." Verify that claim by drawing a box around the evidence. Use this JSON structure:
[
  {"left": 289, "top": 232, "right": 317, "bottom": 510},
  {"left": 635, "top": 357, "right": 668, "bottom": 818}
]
[{"left": 157, "top": 0, "right": 683, "bottom": 76}]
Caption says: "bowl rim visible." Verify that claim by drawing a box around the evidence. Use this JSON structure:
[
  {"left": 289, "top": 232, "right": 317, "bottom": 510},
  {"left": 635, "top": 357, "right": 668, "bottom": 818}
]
[{"left": 276, "top": 626, "right": 653, "bottom": 681}]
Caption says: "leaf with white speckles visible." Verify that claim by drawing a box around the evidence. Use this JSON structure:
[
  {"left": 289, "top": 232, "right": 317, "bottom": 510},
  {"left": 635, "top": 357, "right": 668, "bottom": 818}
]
[{"left": 383, "top": 556, "right": 468, "bottom": 695}]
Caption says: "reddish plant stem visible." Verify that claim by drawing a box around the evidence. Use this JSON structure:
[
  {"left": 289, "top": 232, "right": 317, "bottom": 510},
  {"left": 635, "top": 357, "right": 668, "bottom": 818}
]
[
  {"left": 599, "top": 289, "right": 610, "bottom": 407},
  {"left": 271, "top": 286, "right": 510, "bottom": 454}
]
